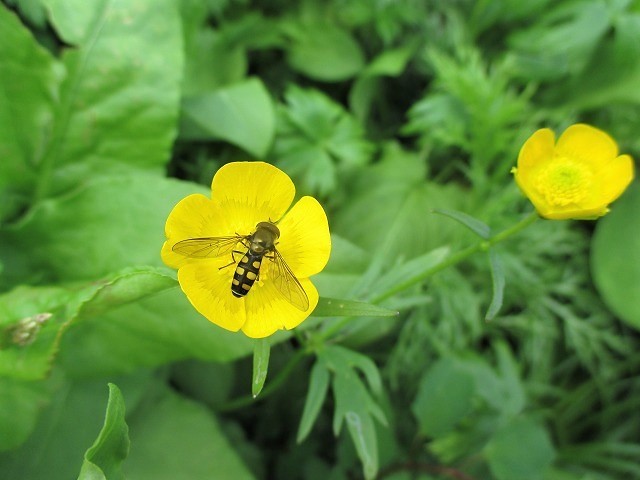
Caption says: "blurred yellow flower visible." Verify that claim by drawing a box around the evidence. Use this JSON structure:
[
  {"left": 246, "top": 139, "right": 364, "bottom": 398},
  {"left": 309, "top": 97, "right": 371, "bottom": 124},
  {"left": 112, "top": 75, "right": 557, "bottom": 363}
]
[
  {"left": 162, "top": 162, "right": 331, "bottom": 338},
  {"left": 512, "top": 124, "right": 634, "bottom": 220}
]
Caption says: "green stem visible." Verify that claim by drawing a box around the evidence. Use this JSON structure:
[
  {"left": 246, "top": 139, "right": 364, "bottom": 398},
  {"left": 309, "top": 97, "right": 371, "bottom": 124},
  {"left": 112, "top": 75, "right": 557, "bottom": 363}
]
[
  {"left": 372, "top": 211, "right": 539, "bottom": 303},
  {"left": 318, "top": 212, "right": 539, "bottom": 342},
  {"left": 217, "top": 347, "right": 309, "bottom": 412}
]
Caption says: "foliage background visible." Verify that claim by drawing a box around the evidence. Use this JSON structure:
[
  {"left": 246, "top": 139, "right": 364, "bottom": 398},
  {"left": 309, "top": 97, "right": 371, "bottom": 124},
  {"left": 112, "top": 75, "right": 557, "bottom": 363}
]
[{"left": 1, "top": 0, "right": 640, "bottom": 479}]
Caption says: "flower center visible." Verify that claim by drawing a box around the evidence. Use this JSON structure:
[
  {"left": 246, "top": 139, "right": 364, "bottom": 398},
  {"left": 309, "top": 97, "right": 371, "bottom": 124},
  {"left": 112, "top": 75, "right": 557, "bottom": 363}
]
[{"left": 534, "top": 156, "right": 593, "bottom": 207}]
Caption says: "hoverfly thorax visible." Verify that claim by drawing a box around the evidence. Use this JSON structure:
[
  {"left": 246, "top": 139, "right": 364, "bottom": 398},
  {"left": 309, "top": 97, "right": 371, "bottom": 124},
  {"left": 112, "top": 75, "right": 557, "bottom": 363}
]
[{"left": 249, "top": 222, "right": 280, "bottom": 254}]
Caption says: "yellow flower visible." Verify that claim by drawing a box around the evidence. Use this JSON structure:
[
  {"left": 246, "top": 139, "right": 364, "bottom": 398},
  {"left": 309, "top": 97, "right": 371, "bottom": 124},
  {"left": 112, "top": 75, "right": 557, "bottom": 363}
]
[
  {"left": 512, "top": 124, "right": 634, "bottom": 220},
  {"left": 161, "top": 162, "right": 331, "bottom": 338}
]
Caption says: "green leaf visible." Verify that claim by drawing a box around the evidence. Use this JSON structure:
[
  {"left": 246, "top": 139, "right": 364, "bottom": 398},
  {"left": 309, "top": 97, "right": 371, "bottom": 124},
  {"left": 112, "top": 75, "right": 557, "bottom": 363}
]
[
  {"left": 330, "top": 368, "right": 381, "bottom": 480},
  {"left": 4, "top": 173, "right": 205, "bottom": 282},
  {"left": 272, "top": 85, "right": 374, "bottom": 196},
  {"left": 493, "top": 341, "right": 526, "bottom": 417},
  {"left": 125, "top": 386, "right": 255, "bottom": 480},
  {"left": 0, "top": 374, "right": 151, "bottom": 480},
  {"left": 556, "top": 13, "right": 640, "bottom": 108},
  {"left": 432, "top": 208, "right": 491, "bottom": 239},
  {"left": 312, "top": 298, "right": 398, "bottom": 318},
  {"left": 0, "top": 267, "right": 178, "bottom": 380},
  {"left": 321, "top": 346, "right": 384, "bottom": 396},
  {"left": 37, "top": 0, "right": 183, "bottom": 197},
  {"left": 78, "top": 384, "right": 130, "bottom": 480},
  {"left": 0, "top": 285, "right": 72, "bottom": 380},
  {"left": 181, "top": 78, "right": 275, "bottom": 157},
  {"left": 412, "top": 357, "right": 476, "bottom": 438},
  {"left": 0, "top": 378, "right": 49, "bottom": 451},
  {"left": 297, "top": 361, "right": 330, "bottom": 443},
  {"left": 69, "top": 267, "right": 178, "bottom": 320},
  {"left": 252, "top": 338, "right": 270, "bottom": 398},
  {"left": 331, "top": 144, "right": 467, "bottom": 263},
  {"left": 58, "top": 287, "right": 253, "bottom": 378},
  {"left": 349, "top": 45, "right": 415, "bottom": 121},
  {"left": 4, "top": 0, "right": 47, "bottom": 27},
  {"left": 369, "top": 247, "right": 451, "bottom": 300},
  {"left": 180, "top": 5, "right": 249, "bottom": 94},
  {"left": 0, "top": 5, "right": 63, "bottom": 221},
  {"left": 362, "top": 46, "right": 415, "bottom": 77},
  {"left": 485, "top": 416, "right": 556, "bottom": 480},
  {"left": 592, "top": 183, "right": 640, "bottom": 329},
  {"left": 285, "top": 21, "right": 365, "bottom": 82},
  {"left": 485, "top": 249, "right": 505, "bottom": 321},
  {"left": 507, "top": 1, "right": 611, "bottom": 80}
]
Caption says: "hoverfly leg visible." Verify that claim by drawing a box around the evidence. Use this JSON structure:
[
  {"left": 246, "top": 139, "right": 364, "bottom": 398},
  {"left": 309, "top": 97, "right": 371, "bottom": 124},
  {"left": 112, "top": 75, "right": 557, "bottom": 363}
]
[{"left": 218, "top": 250, "right": 245, "bottom": 270}]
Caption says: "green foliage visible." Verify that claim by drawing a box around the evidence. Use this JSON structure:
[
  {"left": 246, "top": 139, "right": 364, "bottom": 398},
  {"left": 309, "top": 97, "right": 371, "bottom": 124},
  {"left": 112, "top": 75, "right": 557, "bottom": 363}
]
[
  {"left": 485, "top": 416, "right": 555, "bottom": 480},
  {"left": 591, "top": 183, "right": 640, "bottom": 328},
  {"left": 1, "top": 0, "right": 639, "bottom": 478},
  {"left": 252, "top": 338, "right": 270, "bottom": 397},
  {"left": 271, "top": 85, "right": 374, "bottom": 197},
  {"left": 78, "top": 384, "right": 130, "bottom": 480},
  {"left": 284, "top": 20, "right": 365, "bottom": 82},
  {"left": 181, "top": 78, "right": 276, "bottom": 157}
]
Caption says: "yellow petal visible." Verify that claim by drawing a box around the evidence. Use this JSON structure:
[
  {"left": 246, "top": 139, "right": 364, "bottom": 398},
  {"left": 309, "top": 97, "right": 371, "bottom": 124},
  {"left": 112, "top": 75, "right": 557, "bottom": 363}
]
[
  {"left": 241, "top": 277, "right": 319, "bottom": 338},
  {"left": 161, "top": 240, "right": 187, "bottom": 269},
  {"left": 513, "top": 129, "right": 556, "bottom": 211},
  {"left": 276, "top": 196, "right": 332, "bottom": 278},
  {"left": 538, "top": 204, "right": 609, "bottom": 220},
  {"left": 556, "top": 124, "right": 618, "bottom": 168},
  {"left": 177, "top": 259, "right": 246, "bottom": 332},
  {"left": 517, "top": 128, "right": 555, "bottom": 170},
  {"left": 589, "top": 154, "right": 635, "bottom": 207},
  {"left": 161, "top": 193, "right": 239, "bottom": 269},
  {"left": 211, "top": 162, "right": 295, "bottom": 228}
]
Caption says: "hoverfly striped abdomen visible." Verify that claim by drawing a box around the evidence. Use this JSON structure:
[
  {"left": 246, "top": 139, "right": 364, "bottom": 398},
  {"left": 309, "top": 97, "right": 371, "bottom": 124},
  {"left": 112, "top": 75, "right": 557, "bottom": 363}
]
[{"left": 232, "top": 253, "right": 262, "bottom": 298}]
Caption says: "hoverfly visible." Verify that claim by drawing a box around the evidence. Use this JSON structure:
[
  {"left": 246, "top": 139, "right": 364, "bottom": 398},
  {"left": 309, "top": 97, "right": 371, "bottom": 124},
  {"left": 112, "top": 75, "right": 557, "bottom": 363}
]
[{"left": 172, "top": 221, "right": 309, "bottom": 311}]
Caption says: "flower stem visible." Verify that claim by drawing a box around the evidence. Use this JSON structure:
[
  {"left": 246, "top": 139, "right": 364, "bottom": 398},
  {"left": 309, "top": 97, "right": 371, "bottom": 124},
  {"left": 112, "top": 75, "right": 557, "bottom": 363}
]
[{"left": 372, "top": 211, "right": 539, "bottom": 303}]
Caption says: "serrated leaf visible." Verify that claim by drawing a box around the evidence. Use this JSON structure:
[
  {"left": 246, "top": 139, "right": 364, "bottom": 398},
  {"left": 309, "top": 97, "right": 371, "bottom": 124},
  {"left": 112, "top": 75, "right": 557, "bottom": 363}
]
[
  {"left": 251, "top": 338, "right": 270, "bottom": 398},
  {"left": 312, "top": 298, "right": 398, "bottom": 318},
  {"left": 485, "top": 249, "right": 505, "bottom": 321},
  {"left": 181, "top": 78, "right": 275, "bottom": 157},
  {"left": 297, "top": 361, "right": 330, "bottom": 443},
  {"left": 432, "top": 208, "right": 491, "bottom": 239},
  {"left": 273, "top": 85, "right": 374, "bottom": 196},
  {"left": 78, "top": 384, "right": 129, "bottom": 480}
]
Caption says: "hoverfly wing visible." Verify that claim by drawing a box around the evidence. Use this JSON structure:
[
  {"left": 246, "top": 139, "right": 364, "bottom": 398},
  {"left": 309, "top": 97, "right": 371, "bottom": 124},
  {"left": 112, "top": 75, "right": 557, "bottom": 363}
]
[
  {"left": 270, "top": 250, "right": 310, "bottom": 311},
  {"left": 172, "top": 235, "right": 244, "bottom": 258}
]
